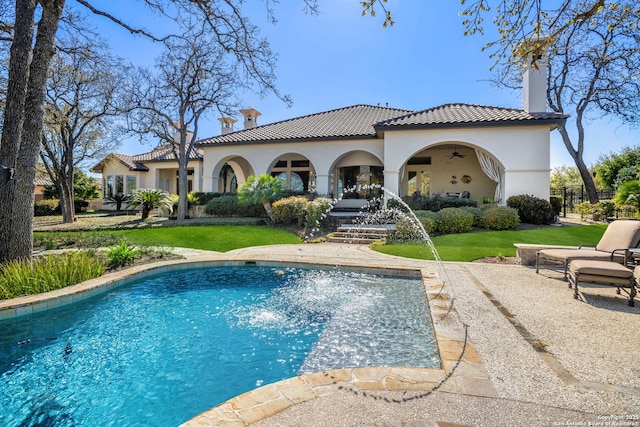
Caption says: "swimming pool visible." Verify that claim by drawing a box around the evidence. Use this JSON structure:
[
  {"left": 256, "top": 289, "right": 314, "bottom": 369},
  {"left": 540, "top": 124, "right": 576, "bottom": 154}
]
[{"left": 0, "top": 264, "right": 439, "bottom": 426}]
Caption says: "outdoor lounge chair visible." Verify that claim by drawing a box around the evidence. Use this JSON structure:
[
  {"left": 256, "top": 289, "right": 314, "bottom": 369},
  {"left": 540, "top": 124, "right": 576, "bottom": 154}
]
[
  {"left": 568, "top": 259, "right": 637, "bottom": 306},
  {"left": 535, "top": 219, "right": 640, "bottom": 280}
]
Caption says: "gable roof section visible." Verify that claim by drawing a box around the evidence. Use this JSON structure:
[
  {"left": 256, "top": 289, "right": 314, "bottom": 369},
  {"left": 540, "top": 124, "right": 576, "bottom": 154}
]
[
  {"left": 196, "top": 104, "right": 414, "bottom": 146},
  {"left": 90, "top": 144, "right": 203, "bottom": 173},
  {"left": 375, "top": 103, "right": 567, "bottom": 130}
]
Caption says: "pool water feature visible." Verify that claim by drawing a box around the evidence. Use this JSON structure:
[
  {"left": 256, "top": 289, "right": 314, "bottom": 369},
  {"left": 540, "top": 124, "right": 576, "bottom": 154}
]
[{"left": 0, "top": 265, "right": 439, "bottom": 427}]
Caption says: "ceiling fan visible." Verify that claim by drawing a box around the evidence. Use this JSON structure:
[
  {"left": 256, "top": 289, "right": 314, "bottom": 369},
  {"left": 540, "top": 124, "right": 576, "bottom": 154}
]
[{"left": 449, "top": 145, "right": 466, "bottom": 159}]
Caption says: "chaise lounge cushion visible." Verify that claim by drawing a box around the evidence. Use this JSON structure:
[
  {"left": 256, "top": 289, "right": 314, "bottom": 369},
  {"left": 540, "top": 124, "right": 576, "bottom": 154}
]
[
  {"left": 537, "top": 248, "right": 618, "bottom": 263},
  {"left": 569, "top": 259, "right": 634, "bottom": 283}
]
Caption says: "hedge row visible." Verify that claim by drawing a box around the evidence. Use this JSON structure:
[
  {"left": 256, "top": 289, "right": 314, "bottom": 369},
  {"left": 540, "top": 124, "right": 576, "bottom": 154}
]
[
  {"left": 393, "top": 205, "right": 520, "bottom": 241},
  {"left": 34, "top": 199, "right": 90, "bottom": 216},
  {"left": 399, "top": 193, "right": 478, "bottom": 211},
  {"left": 203, "top": 195, "right": 266, "bottom": 217}
]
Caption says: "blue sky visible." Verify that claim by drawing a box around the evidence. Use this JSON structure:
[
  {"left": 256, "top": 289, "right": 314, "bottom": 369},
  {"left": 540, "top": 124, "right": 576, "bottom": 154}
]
[{"left": 89, "top": 0, "right": 639, "bottom": 169}]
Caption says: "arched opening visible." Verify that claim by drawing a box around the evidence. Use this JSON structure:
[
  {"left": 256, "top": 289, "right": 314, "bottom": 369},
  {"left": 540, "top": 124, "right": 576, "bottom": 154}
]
[
  {"left": 213, "top": 156, "right": 254, "bottom": 193},
  {"left": 330, "top": 151, "right": 383, "bottom": 198},
  {"left": 401, "top": 144, "right": 503, "bottom": 202},
  {"left": 268, "top": 154, "right": 316, "bottom": 192}
]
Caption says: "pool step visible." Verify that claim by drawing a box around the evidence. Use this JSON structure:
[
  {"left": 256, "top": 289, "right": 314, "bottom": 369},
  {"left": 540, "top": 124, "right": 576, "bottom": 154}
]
[{"left": 327, "top": 226, "right": 393, "bottom": 244}]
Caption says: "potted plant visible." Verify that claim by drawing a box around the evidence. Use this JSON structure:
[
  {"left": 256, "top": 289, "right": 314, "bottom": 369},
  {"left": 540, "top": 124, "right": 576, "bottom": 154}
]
[{"left": 480, "top": 196, "right": 494, "bottom": 205}]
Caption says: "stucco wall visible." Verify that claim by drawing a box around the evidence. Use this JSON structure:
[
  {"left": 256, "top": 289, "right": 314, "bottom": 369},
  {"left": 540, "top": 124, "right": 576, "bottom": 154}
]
[
  {"left": 382, "top": 125, "right": 551, "bottom": 202},
  {"left": 201, "top": 139, "right": 384, "bottom": 194},
  {"left": 199, "top": 123, "right": 552, "bottom": 202}
]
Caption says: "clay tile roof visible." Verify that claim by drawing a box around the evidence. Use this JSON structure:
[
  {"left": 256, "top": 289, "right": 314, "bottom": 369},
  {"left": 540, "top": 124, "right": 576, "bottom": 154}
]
[
  {"left": 196, "top": 104, "right": 414, "bottom": 146},
  {"left": 375, "top": 103, "right": 567, "bottom": 129},
  {"left": 90, "top": 143, "right": 203, "bottom": 173},
  {"left": 131, "top": 144, "right": 203, "bottom": 163},
  {"left": 34, "top": 175, "right": 53, "bottom": 186}
]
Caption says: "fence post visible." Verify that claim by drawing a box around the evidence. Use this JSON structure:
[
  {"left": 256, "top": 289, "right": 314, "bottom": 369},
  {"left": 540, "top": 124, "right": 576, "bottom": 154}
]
[{"left": 563, "top": 187, "right": 567, "bottom": 217}]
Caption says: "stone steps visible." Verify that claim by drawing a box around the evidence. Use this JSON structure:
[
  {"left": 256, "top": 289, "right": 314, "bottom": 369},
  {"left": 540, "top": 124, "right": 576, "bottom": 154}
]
[{"left": 326, "top": 226, "right": 393, "bottom": 244}]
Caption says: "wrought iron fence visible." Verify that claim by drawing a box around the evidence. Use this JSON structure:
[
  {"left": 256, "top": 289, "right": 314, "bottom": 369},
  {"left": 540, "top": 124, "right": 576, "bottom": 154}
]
[{"left": 550, "top": 186, "right": 616, "bottom": 216}]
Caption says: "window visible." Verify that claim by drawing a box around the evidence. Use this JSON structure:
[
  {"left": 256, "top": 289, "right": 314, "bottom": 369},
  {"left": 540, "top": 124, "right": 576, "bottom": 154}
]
[
  {"left": 407, "top": 169, "right": 430, "bottom": 196},
  {"left": 126, "top": 176, "right": 137, "bottom": 194},
  {"left": 104, "top": 176, "right": 113, "bottom": 198},
  {"left": 277, "top": 172, "right": 304, "bottom": 192},
  {"left": 115, "top": 176, "right": 124, "bottom": 194},
  {"left": 407, "top": 156, "right": 432, "bottom": 165}
]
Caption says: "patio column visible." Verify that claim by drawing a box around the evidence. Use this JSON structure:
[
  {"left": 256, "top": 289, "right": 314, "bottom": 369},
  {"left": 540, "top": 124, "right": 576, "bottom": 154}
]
[
  {"left": 383, "top": 170, "right": 400, "bottom": 205},
  {"left": 315, "top": 173, "right": 329, "bottom": 196}
]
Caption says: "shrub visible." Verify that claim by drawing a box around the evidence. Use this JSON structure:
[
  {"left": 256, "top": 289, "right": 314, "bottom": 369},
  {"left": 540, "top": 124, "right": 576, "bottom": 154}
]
[
  {"left": 34, "top": 199, "right": 60, "bottom": 216},
  {"left": 401, "top": 193, "right": 477, "bottom": 212},
  {"left": 597, "top": 201, "right": 616, "bottom": 220},
  {"left": 393, "top": 215, "right": 423, "bottom": 241},
  {"left": 507, "top": 194, "right": 554, "bottom": 224},
  {"left": 191, "top": 192, "right": 229, "bottom": 205},
  {"left": 273, "top": 196, "right": 309, "bottom": 225},
  {"left": 481, "top": 206, "right": 520, "bottom": 230},
  {"left": 550, "top": 196, "right": 562, "bottom": 215},
  {"left": 204, "top": 195, "right": 239, "bottom": 216},
  {"left": 615, "top": 180, "right": 640, "bottom": 206},
  {"left": 306, "top": 197, "right": 332, "bottom": 229},
  {"left": 436, "top": 208, "right": 474, "bottom": 234},
  {"left": 0, "top": 251, "right": 106, "bottom": 299},
  {"left": 105, "top": 242, "right": 142, "bottom": 268},
  {"left": 459, "top": 206, "right": 484, "bottom": 227},
  {"left": 204, "top": 195, "right": 265, "bottom": 217},
  {"left": 576, "top": 201, "right": 615, "bottom": 221},
  {"left": 413, "top": 210, "right": 439, "bottom": 235}
]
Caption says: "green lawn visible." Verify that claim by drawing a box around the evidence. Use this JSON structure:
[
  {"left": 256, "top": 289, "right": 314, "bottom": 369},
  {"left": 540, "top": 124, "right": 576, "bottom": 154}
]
[
  {"left": 373, "top": 224, "right": 607, "bottom": 261},
  {"left": 34, "top": 222, "right": 609, "bottom": 262},
  {"left": 34, "top": 225, "right": 302, "bottom": 252}
]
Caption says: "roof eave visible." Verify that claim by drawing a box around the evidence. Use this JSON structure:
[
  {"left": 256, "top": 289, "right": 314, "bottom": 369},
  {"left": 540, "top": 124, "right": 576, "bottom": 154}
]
[
  {"left": 196, "top": 134, "right": 379, "bottom": 147},
  {"left": 374, "top": 117, "right": 568, "bottom": 131}
]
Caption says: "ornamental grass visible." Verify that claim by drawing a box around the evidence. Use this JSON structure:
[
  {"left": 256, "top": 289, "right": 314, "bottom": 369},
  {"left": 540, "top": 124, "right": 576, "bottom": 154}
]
[{"left": 0, "top": 251, "right": 106, "bottom": 300}]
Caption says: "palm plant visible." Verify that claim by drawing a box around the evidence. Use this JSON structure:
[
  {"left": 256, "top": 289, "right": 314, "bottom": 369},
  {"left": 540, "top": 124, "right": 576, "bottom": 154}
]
[
  {"left": 127, "top": 188, "right": 173, "bottom": 219},
  {"left": 237, "top": 174, "right": 285, "bottom": 222},
  {"left": 104, "top": 193, "right": 131, "bottom": 211}
]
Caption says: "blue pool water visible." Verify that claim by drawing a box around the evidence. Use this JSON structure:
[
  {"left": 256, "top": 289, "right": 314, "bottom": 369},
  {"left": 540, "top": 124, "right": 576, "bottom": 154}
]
[{"left": 0, "top": 265, "right": 439, "bottom": 426}]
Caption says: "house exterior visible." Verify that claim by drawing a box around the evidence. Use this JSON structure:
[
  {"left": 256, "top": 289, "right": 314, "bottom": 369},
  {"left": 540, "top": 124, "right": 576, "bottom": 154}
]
[
  {"left": 92, "top": 57, "right": 566, "bottom": 208},
  {"left": 90, "top": 138, "right": 203, "bottom": 202}
]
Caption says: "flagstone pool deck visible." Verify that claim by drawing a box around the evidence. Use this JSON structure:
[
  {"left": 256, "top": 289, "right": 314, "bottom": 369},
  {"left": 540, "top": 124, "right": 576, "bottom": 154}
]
[{"left": 3, "top": 242, "right": 639, "bottom": 426}]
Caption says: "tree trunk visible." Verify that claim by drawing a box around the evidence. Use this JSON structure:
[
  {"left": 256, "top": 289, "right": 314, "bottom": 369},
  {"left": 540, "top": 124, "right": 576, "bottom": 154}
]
[
  {"left": 59, "top": 176, "right": 75, "bottom": 223},
  {"left": 262, "top": 198, "right": 275, "bottom": 222},
  {"left": 176, "top": 128, "right": 189, "bottom": 220},
  {"left": 8, "top": 1, "right": 66, "bottom": 260},
  {"left": 557, "top": 125, "right": 599, "bottom": 204},
  {"left": 0, "top": 0, "right": 37, "bottom": 262}
]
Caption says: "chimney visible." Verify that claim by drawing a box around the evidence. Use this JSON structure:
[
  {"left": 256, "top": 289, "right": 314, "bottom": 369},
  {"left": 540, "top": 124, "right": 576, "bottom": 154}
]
[
  {"left": 522, "top": 37, "right": 549, "bottom": 113},
  {"left": 218, "top": 116, "right": 237, "bottom": 135},
  {"left": 171, "top": 120, "right": 193, "bottom": 144},
  {"left": 239, "top": 106, "right": 261, "bottom": 130}
]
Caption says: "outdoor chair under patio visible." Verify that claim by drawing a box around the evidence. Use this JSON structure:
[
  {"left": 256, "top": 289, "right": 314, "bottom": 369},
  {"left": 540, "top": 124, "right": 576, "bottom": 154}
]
[
  {"left": 568, "top": 259, "right": 637, "bottom": 306},
  {"left": 535, "top": 219, "right": 640, "bottom": 280}
]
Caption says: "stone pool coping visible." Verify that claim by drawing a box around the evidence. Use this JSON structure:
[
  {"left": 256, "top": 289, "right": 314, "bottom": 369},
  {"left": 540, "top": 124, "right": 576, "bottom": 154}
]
[{"left": 0, "top": 253, "right": 495, "bottom": 426}]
